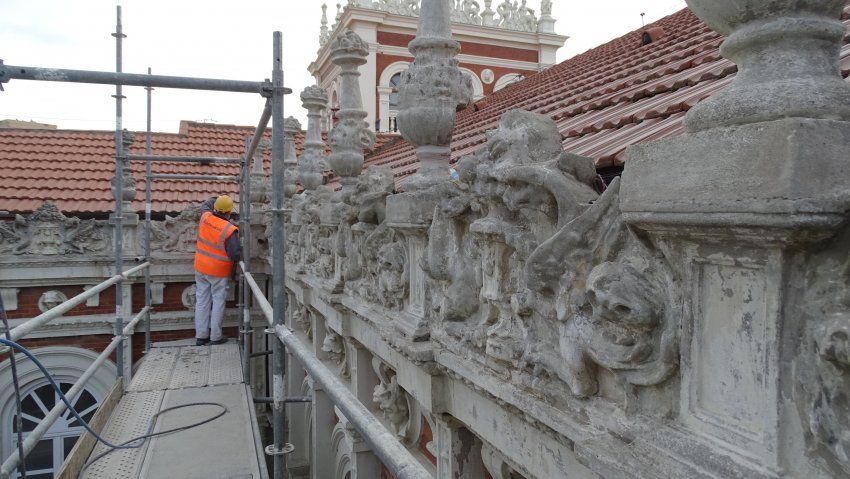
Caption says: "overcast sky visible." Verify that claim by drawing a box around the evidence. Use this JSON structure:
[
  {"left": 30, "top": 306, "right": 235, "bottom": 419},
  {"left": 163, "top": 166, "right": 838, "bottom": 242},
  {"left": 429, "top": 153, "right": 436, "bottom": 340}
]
[{"left": 0, "top": 0, "right": 687, "bottom": 133}]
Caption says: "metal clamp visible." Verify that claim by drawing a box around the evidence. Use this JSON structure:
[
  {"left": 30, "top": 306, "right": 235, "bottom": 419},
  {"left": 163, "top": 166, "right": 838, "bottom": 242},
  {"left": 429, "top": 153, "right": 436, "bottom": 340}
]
[{"left": 264, "top": 443, "right": 294, "bottom": 456}]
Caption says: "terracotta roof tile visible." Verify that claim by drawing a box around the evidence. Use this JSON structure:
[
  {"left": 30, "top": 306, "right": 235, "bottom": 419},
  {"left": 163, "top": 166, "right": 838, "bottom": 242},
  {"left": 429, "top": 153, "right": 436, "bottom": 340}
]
[
  {"left": 0, "top": 120, "right": 395, "bottom": 214},
  {"left": 4, "top": 7, "right": 849, "bottom": 210},
  {"left": 361, "top": 8, "right": 850, "bottom": 189}
]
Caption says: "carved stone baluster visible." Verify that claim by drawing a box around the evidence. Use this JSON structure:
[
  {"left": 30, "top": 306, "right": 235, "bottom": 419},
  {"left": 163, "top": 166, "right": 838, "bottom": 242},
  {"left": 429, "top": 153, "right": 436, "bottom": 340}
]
[
  {"left": 396, "top": 0, "right": 471, "bottom": 190},
  {"left": 386, "top": 0, "right": 472, "bottom": 340},
  {"left": 282, "top": 117, "right": 301, "bottom": 207},
  {"left": 327, "top": 29, "right": 375, "bottom": 199},
  {"left": 622, "top": 1, "right": 850, "bottom": 475}
]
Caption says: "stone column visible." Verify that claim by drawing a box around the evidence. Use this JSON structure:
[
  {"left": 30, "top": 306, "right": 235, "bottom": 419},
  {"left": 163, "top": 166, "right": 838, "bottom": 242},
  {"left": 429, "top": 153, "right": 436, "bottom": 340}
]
[
  {"left": 310, "top": 309, "right": 335, "bottom": 479},
  {"left": 376, "top": 86, "right": 393, "bottom": 133},
  {"left": 434, "top": 415, "right": 486, "bottom": 479},
  {"left": 345, "top": 340, "right": 381, "bottom": 478},
  {"left": 285, "top": 295, "right": 311, "bottom": 478},
  {"left": 622, "top": 2, "right": 850, "bottom": 475}
]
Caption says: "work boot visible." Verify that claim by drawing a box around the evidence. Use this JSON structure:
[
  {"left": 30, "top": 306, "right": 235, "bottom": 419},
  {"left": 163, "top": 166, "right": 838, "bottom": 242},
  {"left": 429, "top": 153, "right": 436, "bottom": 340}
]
[
  {"left": 196, "top": 338, "right": 210, "bottom": 346},
  {"left": 210, "top": 337, "right": 228, "bottom": 345}
]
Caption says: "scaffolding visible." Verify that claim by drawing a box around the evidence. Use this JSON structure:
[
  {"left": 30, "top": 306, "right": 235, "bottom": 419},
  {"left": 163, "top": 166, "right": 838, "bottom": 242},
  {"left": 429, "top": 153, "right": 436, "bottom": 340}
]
[{"left": 0, "top": 5, "right": 431, "bottom": 479}]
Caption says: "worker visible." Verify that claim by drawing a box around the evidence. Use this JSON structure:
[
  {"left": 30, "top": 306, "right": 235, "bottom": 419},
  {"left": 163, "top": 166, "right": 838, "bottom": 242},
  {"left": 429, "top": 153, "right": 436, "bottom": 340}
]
[{"left": 193, "top": 195, "right": 241, "bottom": 346}]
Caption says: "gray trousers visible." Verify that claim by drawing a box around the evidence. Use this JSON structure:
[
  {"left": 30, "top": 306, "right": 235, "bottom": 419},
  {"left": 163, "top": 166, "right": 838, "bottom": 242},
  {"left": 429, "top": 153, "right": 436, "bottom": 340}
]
[{"left": 194, "top": 272, "right": 229, "bottom": 341}]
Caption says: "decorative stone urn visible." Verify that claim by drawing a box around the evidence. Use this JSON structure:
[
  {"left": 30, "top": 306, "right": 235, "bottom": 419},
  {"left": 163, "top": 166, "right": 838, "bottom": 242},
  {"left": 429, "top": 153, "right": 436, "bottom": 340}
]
[
  {"left": 396, "top": 0, "right": 472, "bottom": 190},
  {"left": 684, "top": 0, "right": 850, "bottom": 131},
  {"left": 327, "top": 29, "right": 375, "bottom": 195},
  {"left": 299, "top": 85, "right": 330, "bottom": 191}
]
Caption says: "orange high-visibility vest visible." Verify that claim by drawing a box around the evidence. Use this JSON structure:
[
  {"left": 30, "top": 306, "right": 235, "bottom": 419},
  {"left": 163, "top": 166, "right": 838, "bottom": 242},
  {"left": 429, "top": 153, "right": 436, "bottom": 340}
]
[{"left": 194, "top": 211, "right": 238, "bottom": 277}]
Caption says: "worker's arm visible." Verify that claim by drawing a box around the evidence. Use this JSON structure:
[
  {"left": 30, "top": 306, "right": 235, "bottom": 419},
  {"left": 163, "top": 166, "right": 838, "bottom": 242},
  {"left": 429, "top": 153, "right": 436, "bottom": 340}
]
[
  {"left": 200, "top": 196, "right": 217, "bottom": 214},
  {"left": 225, "top": 229, "right": 242, "bottom": 263}
]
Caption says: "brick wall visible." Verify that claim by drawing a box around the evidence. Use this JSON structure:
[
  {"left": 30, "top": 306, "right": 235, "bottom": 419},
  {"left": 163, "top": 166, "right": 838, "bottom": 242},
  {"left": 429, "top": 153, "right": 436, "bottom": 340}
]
[{"left": 7, "top": 284, "right": 118, "bottom": 319}]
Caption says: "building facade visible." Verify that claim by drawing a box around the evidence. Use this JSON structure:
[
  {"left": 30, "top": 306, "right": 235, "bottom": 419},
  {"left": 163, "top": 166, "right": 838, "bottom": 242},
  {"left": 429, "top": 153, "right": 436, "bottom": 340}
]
[{"left": 308, "top": 0, "right": 567, "bottom": 133}]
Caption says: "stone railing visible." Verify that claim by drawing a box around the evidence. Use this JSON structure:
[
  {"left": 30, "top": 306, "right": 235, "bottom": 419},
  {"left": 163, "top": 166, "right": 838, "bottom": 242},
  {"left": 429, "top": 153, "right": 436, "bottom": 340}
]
[
  {"left": 320, "top": 0, "right": 553, "bottom": 47},
  {"left": 287, "top": 1, "right": 850, "bottom": 478}
]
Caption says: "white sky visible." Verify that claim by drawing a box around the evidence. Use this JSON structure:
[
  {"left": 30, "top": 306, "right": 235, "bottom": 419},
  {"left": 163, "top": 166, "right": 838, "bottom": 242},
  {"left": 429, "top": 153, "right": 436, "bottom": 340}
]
[{"left": 0, "top": 0, "right": 687, "bottom": 133}]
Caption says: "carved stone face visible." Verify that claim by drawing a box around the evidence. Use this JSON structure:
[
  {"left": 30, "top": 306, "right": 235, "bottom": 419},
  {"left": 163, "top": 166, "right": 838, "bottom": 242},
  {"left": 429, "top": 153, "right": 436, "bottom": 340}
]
[
  {"left": 586, "top": 262, "right": 659, "bottom": 330},
  {"left": 182, "top": 285, "right": 197, "bottom": 309},
  {"left": 38, "top": 290, "right": 68, "bottom": 313}
]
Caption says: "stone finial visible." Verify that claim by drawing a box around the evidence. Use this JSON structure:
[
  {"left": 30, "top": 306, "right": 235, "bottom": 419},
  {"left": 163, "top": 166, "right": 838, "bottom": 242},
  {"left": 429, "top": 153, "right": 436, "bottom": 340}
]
[
  {"left": 320, "top": 4, "right": 330, "bottom": 46},
  {"left": 396, "top": 0, "right": 472, "bottom": 190},
  {"left": 335, "top": 3, "right": 343, "bottom": 25},
  {"left": 538, "top": 0, "right": 555, "bottom": 33},
  {"left": 283, "top": 117, "right": 302, "bottom": 199},
  {"left": 300, "top": 85, "right": 330, "bottom": 191},
  {"left": 327, "top": 30, "right": 376, "bottom": 193},
  {"left": 684, "top": 0, "right": 850, "bottom": 131}
]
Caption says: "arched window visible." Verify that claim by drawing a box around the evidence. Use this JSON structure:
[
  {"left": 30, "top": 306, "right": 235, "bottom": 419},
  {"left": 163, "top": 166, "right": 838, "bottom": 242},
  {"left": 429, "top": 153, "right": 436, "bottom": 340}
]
[
  {"left": 494, "top": 73, "right": 525, "bottom": 93},
  {"left": 1, "top": 347, "right": 113, "bottom": 479},
  {"left": 388, "top": 72, "right": 403, "bottom": 109},
  {"left": 8, "top": 381, "right": 99, "bottom": 478}
]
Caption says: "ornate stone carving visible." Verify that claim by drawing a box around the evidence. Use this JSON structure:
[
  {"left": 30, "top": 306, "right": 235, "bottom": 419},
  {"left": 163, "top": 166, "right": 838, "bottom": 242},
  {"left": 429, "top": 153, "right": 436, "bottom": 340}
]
[
  {"left": 321, "top": 325, "right": 350, "bottom": 379},
  {"left": 396, "top": 0, "right": 472, "bottom": 190},
  {"left": 38, "top": 290, "right": 68, "bottom": 313},
  {"left": 797, "top": 228, "right": 850, "bottom": 475},
  {"left": 372, "top": 357, "right": 420, "bottom": 444},
  {"left": 327, "top": 29, "right": 375, "bottom": 195},
  {"left": 1, "top": 202, "right": 110, "bottom": 256},
  {"left": 147, "top": 204, "right": 203, "bottom": 254},
  {"left": 360, "top": 0, "right": 537, "bottom": 31},
  {"left": 283, "top": 117, "right": 302, "bottom": 200},
  {"left": 300, "top": 85, "right": 330, "bottom": 191},
  {"left": 181, "top": 285, "right": 197, "bottom": 309},
  {"left": 525, "top": 179, "right": 678, "bottom": 397},
  {"left": 481, "top": 442, "right": 527, "bottom": 479}
]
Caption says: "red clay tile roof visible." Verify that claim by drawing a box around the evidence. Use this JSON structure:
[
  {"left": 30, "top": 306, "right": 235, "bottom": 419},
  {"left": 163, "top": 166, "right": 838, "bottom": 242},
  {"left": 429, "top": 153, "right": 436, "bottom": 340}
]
[
  {"left": 4, "top": 6, "right": 850, "bottom": 212},
  {"left": 0, "top": 121, "right": 395, "bottom": 214},
  {"left": 364, "top": 6, "right": 850, "bottom": 188}
]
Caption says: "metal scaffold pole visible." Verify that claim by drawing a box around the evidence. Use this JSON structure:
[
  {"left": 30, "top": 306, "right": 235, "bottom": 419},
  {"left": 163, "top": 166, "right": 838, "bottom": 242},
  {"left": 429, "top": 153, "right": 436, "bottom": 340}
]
[
  {"left": 240, "top": 136, "right": 253, "bottom": 384},
  {"left": 112, "top": 5, "right": 126, "bottom": 385},
  {"left": 270, "top": 30, "right": 289, "bottom": 479},
  {"left": 144, "top": 67, "right": 153, "bottom": 352}
]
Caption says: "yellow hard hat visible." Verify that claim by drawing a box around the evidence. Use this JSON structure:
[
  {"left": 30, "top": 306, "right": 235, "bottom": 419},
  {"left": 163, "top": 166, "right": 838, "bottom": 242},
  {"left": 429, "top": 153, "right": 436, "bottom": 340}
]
[{"left": 214, "top": 195, "right": 234, "bottom": 213}]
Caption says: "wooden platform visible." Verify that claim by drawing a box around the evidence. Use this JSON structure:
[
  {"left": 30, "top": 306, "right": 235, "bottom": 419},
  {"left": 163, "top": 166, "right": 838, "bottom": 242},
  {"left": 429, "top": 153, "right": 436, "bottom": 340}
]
[{"left": 78, "top": 340, "right": 268, "bottom": 479}]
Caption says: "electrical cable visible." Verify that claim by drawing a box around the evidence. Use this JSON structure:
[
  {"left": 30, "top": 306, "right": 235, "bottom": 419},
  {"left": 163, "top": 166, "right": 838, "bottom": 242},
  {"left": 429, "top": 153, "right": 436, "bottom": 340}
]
[
  {"left": 0, "top": 294, "right": 26, "bottom": 478},
  {"left": 0, "top": 338, "right": 228, "bottom": 473}
]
